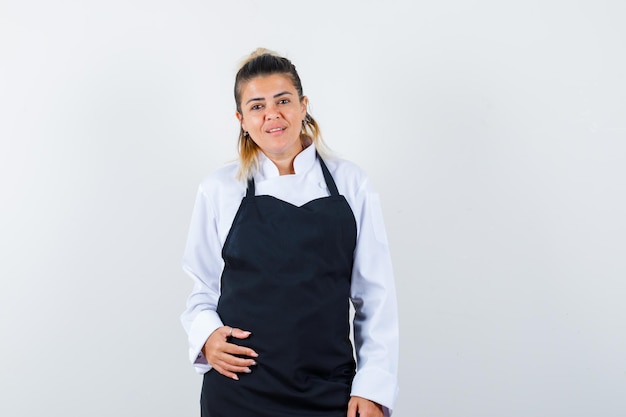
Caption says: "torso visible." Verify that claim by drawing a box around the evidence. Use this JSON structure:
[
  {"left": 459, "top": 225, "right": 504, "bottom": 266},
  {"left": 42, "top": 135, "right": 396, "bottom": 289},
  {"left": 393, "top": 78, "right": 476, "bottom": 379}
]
[{"left": 201, "top": 156, "right": 357, "bottom": 417}]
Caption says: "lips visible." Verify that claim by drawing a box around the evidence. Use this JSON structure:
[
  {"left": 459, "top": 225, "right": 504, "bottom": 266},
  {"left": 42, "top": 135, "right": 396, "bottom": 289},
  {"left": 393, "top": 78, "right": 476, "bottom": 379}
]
[{"left": 266, "top": 126, "right": 286, "bottom": 133}]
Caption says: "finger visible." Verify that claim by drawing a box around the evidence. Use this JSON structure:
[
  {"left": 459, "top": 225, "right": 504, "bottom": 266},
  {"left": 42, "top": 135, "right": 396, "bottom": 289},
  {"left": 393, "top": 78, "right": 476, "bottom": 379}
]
[
  {"left": 216, "top": 358, "right": 254, "bottom": 375},
  {"left": 212, "top": 364, "right": 240, "bottom": 381},
  {"left": 219, "top": 325, "right": 235, "bottom": 339},
  {"left": 348, "top": 397, "right": 383, "bottom": 417},
  {"left": 215, "top": 352, "right": 256, "bottom": 374},
  {"left": 224, "top": 342, "right": 259, "bottom": 358},
  {"left": 230, "top": 327, "right": 252, "bottom": 340},
  {"left": 219, "top": 353, "right": 257, "bottom": 368},
  {"left": 215, "top": 349, "right": 257, "bottom": 368},
  {"left": 347, "top": 397, "right": 358, "bottom": 417}
]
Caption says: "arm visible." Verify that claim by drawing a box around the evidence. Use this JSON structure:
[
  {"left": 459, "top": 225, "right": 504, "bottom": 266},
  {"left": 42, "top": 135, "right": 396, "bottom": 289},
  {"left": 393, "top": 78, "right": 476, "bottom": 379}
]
[
  {"left": 349, "top": 180, "right": 400, "bottom": 416},
  {"left": 180, "top": 186, "right": 256, "bottom": 375},
  {"left": 180, "top": 186, "right": 225, "bottom": 373}
]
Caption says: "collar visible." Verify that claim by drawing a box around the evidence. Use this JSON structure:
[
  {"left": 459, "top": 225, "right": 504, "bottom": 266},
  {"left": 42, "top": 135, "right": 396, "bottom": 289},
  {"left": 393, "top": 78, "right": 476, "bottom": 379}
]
[{"left": 256, "top": 143, "right": 317, "bottom": 180}]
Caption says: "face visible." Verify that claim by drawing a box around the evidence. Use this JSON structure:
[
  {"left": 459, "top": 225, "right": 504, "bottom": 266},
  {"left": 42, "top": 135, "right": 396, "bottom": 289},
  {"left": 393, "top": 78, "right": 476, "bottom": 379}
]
[{"left": 236, "top": 73, "right": 308, "bottom": 163}]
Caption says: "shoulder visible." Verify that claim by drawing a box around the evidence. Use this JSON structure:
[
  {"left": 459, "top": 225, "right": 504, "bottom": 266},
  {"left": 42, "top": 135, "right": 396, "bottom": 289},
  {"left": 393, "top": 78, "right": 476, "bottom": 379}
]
[
  {"left": 322, "top": 155, "right": 370, "bottom": 195},
  {"left": 197, "top": 161, "right": 245, "bottom": 198}
]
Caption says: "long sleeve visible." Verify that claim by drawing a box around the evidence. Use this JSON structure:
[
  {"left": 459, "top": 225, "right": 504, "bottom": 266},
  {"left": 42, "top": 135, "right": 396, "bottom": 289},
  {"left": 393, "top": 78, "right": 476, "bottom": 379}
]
[
  {"left": 180, "top": 186, "right": 225, "bottom": 374},
  {"left": 349, "top": 178, "right": 400, "bottom": 416}
]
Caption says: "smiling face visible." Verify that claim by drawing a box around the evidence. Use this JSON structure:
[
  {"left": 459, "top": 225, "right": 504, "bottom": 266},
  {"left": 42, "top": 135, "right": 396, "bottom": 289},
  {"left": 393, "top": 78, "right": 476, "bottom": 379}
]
[{"left": 236, "top": 73, "right": 308, "bottom": 165}]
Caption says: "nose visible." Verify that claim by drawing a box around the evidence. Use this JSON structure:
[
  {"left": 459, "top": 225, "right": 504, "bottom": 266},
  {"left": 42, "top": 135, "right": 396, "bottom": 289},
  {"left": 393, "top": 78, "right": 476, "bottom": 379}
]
[{"left": 265, "top": 104, "right": 280, "bottom": 120}]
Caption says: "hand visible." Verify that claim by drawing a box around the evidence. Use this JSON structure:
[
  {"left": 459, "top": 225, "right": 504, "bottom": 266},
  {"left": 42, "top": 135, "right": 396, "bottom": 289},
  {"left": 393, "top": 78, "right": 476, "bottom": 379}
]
[
  {"left": 202, "top": 326, "right": 258, "bottom": 380},
  {"left": 347, "top": 396, "right": 384, "bottom": 417}
]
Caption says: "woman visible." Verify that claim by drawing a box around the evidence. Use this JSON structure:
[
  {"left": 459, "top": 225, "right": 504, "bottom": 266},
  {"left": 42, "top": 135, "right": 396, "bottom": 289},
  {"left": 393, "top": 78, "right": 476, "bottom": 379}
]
[{"left": 181, "top": 49, "right": 399, "bottom": 417}]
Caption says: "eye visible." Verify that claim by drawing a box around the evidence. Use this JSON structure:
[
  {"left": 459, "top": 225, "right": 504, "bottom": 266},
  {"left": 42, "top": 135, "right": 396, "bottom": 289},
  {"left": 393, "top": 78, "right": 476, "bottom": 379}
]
[
  {"left": 278, "top": 98, "right": 290, "bottom": 105},
  {"left": 250, "top": 104, "right": 263, "bottom": 111}
]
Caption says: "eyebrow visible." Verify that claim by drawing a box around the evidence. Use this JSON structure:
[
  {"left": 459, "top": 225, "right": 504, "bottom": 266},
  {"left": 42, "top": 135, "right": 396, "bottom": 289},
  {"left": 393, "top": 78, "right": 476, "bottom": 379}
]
[{"left": 245, "top": 91, "right": 292, "bottom": 105}]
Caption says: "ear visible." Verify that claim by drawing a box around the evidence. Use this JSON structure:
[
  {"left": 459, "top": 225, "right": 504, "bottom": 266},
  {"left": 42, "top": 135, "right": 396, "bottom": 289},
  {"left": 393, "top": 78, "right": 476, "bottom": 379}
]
[
  {"left": 236, "top": 111, "right": 245, "bottom": 131},
  {"left": 300, "top": 96, "right": 308, "bottom": 117}
]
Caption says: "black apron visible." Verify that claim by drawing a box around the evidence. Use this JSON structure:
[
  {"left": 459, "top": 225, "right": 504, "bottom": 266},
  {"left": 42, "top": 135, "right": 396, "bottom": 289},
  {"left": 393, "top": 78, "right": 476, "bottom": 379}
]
[{"left": 201, "top": 156, "right": 357, "bottom": 417}]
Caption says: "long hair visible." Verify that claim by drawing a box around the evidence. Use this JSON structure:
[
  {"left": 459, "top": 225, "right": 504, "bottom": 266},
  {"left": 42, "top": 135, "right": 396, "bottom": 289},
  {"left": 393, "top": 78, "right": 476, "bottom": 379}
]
[{"left": 234, "top": 48, "right": 330, "bottom": 180}]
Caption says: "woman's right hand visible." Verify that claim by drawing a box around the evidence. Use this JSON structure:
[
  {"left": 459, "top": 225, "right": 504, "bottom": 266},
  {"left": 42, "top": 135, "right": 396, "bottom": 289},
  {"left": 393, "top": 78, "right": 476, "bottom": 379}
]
[{"left": 202, "top": 326, "right": 258, "bottom": 380}]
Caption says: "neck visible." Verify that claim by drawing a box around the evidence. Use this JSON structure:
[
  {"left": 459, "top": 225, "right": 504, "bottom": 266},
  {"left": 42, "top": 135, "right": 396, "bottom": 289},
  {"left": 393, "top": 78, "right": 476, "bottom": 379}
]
[
  {"left": 270, "top": 155, "right": 297, "bottom": 175},
  {"left": 265, "top": 144, "right": 304, "bottom": 175}
]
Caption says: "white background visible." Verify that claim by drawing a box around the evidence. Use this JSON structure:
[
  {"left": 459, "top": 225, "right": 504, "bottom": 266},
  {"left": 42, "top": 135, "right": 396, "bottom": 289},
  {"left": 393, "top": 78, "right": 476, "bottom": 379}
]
[{"left": 1, "top": 1, "right": 625, "bottom": 416}]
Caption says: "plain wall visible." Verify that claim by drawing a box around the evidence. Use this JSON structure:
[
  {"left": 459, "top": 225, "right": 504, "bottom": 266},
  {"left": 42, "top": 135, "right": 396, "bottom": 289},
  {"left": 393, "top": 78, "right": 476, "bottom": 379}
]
[{"left": 1, "top": 1, "right": 625, "bottom": 416}]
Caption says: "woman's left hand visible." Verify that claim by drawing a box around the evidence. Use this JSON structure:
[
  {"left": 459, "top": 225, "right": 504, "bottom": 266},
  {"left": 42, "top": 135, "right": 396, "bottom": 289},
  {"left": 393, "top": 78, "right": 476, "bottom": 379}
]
[{"left": 347, "top": 396, "right": 383, "bottom": 417}]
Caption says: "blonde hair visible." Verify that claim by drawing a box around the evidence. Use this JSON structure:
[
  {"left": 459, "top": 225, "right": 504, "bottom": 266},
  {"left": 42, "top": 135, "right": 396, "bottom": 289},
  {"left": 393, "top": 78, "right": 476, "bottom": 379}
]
[{"left": 234, "top": 48, "right": 330, "bottom": 180}]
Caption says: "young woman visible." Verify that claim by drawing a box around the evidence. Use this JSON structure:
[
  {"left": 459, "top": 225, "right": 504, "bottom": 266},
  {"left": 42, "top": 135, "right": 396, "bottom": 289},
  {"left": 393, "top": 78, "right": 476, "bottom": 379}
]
[{"left": 181, "top": 49, "right": 399, "bottom": 417}]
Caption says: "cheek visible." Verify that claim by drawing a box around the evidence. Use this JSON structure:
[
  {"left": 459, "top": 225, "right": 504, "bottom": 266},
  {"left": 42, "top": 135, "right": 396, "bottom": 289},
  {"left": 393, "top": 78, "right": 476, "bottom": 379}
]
[{"left": 241, "top": 114, "right": 258, "bottom": 130}]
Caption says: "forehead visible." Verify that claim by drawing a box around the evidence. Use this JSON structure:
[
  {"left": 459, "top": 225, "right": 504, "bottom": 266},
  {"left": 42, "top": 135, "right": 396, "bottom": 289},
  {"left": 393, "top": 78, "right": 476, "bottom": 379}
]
[{"left": 239, "top": 73, "right": 298, "bottom": 100}]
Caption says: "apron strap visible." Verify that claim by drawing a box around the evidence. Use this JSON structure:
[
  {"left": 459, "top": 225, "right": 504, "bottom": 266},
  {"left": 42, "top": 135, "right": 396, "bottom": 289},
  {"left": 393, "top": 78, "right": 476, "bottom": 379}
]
[
  {"left": 246, "top": 176, "right": 255, "bottom": 197},
  {"left": 317, "top": 153, "right": 339, "bottom": 197}
]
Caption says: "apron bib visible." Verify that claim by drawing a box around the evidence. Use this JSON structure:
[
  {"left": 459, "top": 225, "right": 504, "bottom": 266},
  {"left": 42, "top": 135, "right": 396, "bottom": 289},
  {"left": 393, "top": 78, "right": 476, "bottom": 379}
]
[{"left": 201, "top": 155, "right": 357, "bottom": 417}]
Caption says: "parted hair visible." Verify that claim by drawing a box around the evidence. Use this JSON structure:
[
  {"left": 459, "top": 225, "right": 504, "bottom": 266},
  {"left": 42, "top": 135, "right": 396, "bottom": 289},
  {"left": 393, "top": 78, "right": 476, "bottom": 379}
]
[{"left": 234, "top": 48, "right": 330, "bottom": 180}]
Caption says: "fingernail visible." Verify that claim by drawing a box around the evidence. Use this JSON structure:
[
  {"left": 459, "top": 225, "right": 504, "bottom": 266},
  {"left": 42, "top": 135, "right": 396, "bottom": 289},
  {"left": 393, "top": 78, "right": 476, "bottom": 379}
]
[
  {"left": 251, "top": 352, "right": 259, "bottom": 357},
  {"left": 232, "top": 375, "right": 239, "bottom": 381},
  {"left": 251, "top": 361, "right": 257, "bottom": 366},
  {"left": 244, "top": 368, "right": 251, "bottom": 373}
]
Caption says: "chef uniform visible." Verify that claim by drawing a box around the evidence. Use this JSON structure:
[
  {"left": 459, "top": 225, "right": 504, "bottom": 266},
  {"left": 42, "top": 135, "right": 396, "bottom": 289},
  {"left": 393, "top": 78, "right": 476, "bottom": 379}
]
[{"left": 182, "top": 144, "right": 398, "bottom": 416}]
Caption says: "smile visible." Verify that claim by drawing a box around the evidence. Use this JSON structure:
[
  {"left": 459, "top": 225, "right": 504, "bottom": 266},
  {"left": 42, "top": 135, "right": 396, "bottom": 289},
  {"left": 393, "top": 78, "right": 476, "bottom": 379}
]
[{"left": 267, "top": 127, "right": 286, "bottom": 133}]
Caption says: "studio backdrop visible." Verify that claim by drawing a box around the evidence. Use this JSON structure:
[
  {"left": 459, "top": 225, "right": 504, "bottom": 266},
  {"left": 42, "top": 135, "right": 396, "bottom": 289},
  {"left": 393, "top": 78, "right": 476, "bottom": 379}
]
[{"left": 1, "top": 1, "right": 625, "bottom": 416}]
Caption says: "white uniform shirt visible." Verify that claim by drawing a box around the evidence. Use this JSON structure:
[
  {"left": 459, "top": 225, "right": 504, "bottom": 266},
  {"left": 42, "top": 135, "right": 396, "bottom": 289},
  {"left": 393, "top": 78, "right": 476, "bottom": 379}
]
[{"left": 181, "top": 144, "right": 399, "bottom": 415}]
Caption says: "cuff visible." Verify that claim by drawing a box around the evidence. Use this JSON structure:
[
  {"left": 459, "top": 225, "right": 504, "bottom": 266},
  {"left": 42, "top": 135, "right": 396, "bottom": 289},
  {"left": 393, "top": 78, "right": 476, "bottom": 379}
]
[
  {"left": 188, "top": 310, "right": 223, "bottom": 374},
  {"left": 351, "top": 367, "right": 399, "bottom": 416}
]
